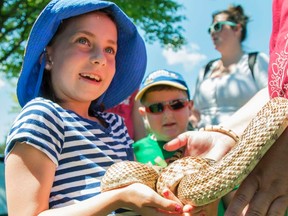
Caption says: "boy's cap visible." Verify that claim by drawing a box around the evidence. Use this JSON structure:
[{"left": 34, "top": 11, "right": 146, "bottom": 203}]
[
  {"left": 135, "top": 69, "right": 190, "bottom": 100},
  {"left": 17, "top": 0, "right": 147, "bottom": 110}
]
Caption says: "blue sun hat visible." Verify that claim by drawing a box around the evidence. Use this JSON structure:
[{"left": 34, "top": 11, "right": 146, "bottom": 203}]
[
  {"left": 135, "top": 69, "right": 190, "bottom": 101},
  {"left": 17, "top": 0, "right": 147, "bottom": 110}
]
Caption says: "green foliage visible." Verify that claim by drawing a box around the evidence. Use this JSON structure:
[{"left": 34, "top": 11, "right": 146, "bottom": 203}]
[
  {"left": 0, "top": 143, "right": 5, "bottom": 155},
  {"left": 0, "top": 0, "right": 50, "bottom": 78},
  {"left": 111, "top": 0, "right": 187, "bottom": 49},
  {"left": 0, "top": 0, "right": 187, "bottom": 79}
]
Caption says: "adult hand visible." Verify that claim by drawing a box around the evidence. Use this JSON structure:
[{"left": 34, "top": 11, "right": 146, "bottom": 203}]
[{"left": 225, "top": 127, "right": 288, "bottom": 215}]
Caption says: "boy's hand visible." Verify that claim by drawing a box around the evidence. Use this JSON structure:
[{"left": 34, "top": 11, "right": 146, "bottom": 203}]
[{"left": 164, "top": 131, "right": 234, "bottom": 161}]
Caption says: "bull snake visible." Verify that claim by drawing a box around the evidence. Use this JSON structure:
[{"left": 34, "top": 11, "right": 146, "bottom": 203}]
[{"left": 101, "top": 97, "right": 288, "bottom": 206}]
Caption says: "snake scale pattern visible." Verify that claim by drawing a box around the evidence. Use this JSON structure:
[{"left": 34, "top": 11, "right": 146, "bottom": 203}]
[{"left": 101, "top": 97, "right": 288, "bottom": 206}]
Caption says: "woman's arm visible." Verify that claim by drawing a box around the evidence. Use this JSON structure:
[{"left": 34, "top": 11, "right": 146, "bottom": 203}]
[
  {"left": 220, "top": 87, "right": 270, "bottom": 136},
  {"left": 253, "top": 52, "right": 269, "bottom": 90},
  {"left": 164, "top": 86, "right": 288, "bottom": 215},
  {"left": 164, "top": 87, "right": 270, "bottom": 161}
]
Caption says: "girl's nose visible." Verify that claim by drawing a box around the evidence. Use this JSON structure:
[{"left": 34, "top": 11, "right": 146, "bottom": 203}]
[{"left": 90, "top": 49, "right": 106, "bottom": 66}]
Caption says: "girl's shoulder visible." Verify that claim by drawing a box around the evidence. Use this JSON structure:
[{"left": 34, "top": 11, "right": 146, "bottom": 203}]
[
  {"left": 17, "top": 97, "right": 64, "bottom": 124},
  {"left": 23, "top": 97, "right": 60, "bottom": 112}
]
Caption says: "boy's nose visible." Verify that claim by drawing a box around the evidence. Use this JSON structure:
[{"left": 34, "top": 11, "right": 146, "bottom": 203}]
[{"left": 162, "top": 107, "right": 174, "bottom": 118}]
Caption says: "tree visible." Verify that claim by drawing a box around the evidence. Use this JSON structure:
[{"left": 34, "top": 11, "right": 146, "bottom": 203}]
[
  {"left": 0, "top": 0, "right": 187, "bottom": 79},
  {"left": 0, "top": 0, "right": 50, "bottom": 78}
]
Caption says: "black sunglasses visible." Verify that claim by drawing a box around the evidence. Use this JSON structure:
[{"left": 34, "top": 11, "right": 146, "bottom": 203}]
[
  {"left": 208, "top": 21, "right": 237, "bottom": 34},
  {"left": 145, "top": 98, "right": 189, "bottom": 114}
]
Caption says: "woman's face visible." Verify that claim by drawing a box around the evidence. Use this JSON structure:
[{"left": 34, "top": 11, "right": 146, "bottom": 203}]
[
  {"left": 209, "top": 13, "right": 240, "bottom": 53},
  {"left": 45, "top": 12, "right": 117, "bottom": 107}
]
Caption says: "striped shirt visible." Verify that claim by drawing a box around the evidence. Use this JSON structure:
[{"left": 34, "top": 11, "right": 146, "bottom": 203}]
[{"left": 5, "top": 97, "right": 134, "bottom": 210}]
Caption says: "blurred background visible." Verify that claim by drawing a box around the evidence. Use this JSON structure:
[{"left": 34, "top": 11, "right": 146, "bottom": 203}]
[{"left": 0, "top": 0, "right": 272, "bottom": 152}]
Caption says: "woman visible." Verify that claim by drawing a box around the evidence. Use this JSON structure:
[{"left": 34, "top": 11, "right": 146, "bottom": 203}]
[{"left": 193, "top": 5, "right": 269, "bottom": 128}]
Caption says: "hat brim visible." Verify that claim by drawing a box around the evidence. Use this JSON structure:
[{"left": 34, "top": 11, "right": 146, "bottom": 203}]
[
  {"left": 17, "top": 0, "right": 146, "bottom": 109},
  {"left": 135, "top": 81, "right": 187, "bottom": 101}
]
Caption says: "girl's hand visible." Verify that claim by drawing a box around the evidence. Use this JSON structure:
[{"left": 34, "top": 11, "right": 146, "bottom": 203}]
[
  {"left": 122, "top": 183, "right": 190, "bottom": 215},
  {"left": 162, "top": 189, "right": 219, "bottom": 216}
]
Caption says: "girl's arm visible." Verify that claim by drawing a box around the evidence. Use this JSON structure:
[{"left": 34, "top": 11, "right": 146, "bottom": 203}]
[{"left": 6, "top": 143, "right": 186, "bottom": 216}]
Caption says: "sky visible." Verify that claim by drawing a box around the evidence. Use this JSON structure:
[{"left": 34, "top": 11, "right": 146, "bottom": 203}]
[{"left": 0, "top": 0, "right": 273, "bottom": 144}]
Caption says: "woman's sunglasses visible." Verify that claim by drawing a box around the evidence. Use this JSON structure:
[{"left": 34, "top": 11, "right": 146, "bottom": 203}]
[
  {"left": 145, "top": 98, "right": 189, "bottom": 114},
  {"left": 208, "top": 21, "right": 237, "bottom": 34}
]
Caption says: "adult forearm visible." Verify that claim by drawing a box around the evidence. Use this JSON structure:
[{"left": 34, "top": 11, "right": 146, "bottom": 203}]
[{"left": 221, "top": 87, "right": 270, "bottom": 136}]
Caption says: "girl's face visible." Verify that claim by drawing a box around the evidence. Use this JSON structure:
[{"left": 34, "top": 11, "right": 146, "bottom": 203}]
[
  {"left": 209, "top": 13, "right": 240, "bottom": 53},
  {"left": 140, "top": 90, "right": 192, "bottom": 142},
  {"left": 46, "top": 12, "right": 117, "bottom": 108}
]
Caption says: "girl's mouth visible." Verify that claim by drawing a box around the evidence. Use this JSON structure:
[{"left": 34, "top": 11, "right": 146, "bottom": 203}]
[{"left": 80, "top": 73, "right": 101, "bottom": 82}]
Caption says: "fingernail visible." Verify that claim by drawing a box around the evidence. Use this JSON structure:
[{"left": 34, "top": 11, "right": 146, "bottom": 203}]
[
  {"left": 163, "top": 190, "right": 169, "bottom": 197},
  {"left": 185, "top": 205, "right": 193, "bottom": 212},
  {"left": 175, "top": 204, "right": 182, "bottom": 212}
]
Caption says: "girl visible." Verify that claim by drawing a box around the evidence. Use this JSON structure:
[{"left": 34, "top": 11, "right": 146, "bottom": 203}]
[{"left": 4, "top": 0, "right": 191, "bottom": 215}]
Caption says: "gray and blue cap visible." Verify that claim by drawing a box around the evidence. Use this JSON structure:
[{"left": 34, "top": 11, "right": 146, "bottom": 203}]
[{"left": 135, "top": 69, "right": 190, "bottom": 101}]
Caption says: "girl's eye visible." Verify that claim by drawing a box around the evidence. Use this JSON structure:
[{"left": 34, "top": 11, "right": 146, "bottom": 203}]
[
  {"left": 77, "top": 37, "right": 90, "bottom": 46},
  {"left": 105, "top": 47, "right": 115, "bottom": 54}
]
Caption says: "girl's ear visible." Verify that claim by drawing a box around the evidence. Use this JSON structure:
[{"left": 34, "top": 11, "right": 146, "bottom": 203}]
[
  {"left": 44, "top": 47, "right": 54, "bottom": 70},
  {"left": 45, "top": 60, "right": 53, "bottom": 70}
]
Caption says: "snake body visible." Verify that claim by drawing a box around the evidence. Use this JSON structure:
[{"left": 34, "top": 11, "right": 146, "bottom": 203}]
[{"left": 101, "top": 97, "right": 288, "bottom": 206}]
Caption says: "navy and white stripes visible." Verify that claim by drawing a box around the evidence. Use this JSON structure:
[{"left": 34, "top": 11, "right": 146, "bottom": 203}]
[{"left": 5, "top": 97, "right": 133, "bottom": 209}]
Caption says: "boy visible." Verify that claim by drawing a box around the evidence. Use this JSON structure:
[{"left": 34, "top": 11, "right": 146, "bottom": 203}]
[
  {"left": 133, "top": 69, "right": 193, "bottom": 167},
  {"left": 133, "top": 69, "right": 232, "bottom": 215}
]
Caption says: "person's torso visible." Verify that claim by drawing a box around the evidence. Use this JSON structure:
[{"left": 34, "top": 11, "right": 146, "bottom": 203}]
[
  {"left": 5, "top": 97, "right": 134, "bottom": 209},
  {"left": 194, "top": 53, "right": 267, "bottom": 127}
]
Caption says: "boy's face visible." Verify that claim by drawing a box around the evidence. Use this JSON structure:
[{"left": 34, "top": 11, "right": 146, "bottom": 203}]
[
  {"left": 45, "top": 12, "right": 117, "bottom": 108},
  {"left": 139, "top": 89, "right": 192, "bottom": 142}
]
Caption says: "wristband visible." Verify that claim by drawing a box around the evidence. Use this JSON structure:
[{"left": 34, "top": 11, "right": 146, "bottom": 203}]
[{"left": 199, "top": 125, "right": 240, "bottom": 142}]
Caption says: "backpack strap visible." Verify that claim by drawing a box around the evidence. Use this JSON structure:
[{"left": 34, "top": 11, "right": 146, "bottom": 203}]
[
  {"left": 194, "top": 59, "right": 218, "bottom": 95},
  {"left": 203, "top": 58, "right": 218, "bottom": 79},
  {"left": 202, "top": 52, "right": 258, "bottom": 80},
  {"left": 248, "top": 52, "right": 258, "bottom": 80}
]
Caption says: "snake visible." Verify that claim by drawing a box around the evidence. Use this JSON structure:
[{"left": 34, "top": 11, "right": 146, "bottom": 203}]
[{"left": 101, "top": 97, "right": 288, "bottom": 206}]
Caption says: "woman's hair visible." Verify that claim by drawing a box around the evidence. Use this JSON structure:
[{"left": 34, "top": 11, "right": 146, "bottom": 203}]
[{"left": 212, "top": 5, "right": 250, "bottom": 42}]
